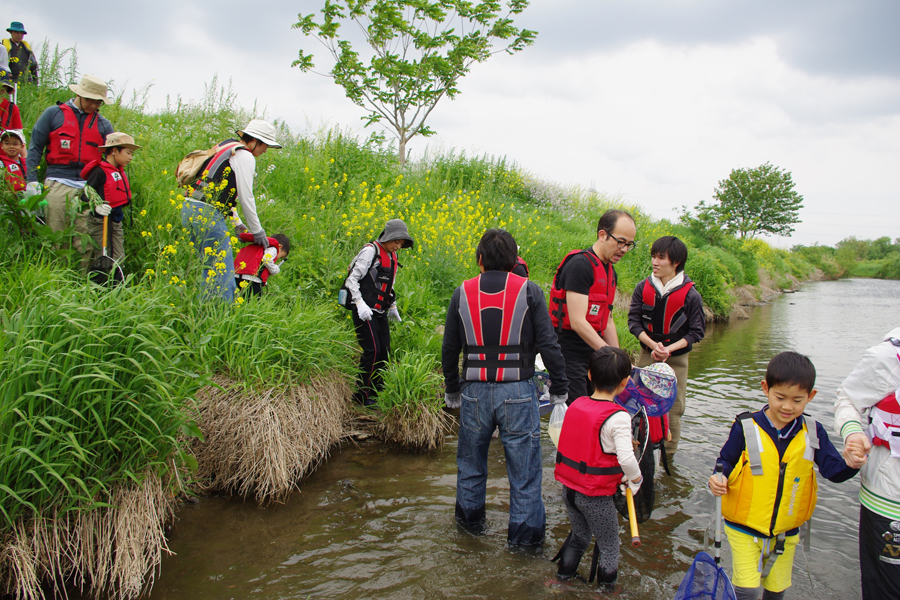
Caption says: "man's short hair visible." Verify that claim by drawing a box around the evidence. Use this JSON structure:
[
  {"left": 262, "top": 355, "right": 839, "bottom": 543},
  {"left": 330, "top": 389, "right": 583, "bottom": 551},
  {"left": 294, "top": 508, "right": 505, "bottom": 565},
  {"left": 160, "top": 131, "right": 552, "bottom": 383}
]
[
  {"left": 588, "top": 346, "right": 633, "bottom": 393},
  {"left": 650, "top": 236, "right": 688, "bottom": 273},
  {"left": 766, "top": 351, "right": 816, "bottom": 393},
  {"left": 597, "top": 209, "right": 635, "bottom": 235},
  {"left": 476, "top": 229, "right": 517, "bottom": 272}
]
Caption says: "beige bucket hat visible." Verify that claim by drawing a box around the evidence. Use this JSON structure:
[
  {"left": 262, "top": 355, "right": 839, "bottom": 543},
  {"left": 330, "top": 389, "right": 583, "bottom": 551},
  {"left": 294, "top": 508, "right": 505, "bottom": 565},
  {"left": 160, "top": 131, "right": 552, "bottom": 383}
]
[
  {"left": 69, "top": 74, "right": 110, "bottom": 103},
  {"left": 99, "top": 132, "right": 141, "bottom": 151},
  {"left": 236, "top": 119, "right": 282, "bottom": 148}
]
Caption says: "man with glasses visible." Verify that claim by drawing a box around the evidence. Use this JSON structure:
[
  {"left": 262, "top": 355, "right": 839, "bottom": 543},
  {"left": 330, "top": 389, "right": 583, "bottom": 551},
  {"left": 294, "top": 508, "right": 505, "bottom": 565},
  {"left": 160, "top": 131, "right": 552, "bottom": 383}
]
[
  {"left": 549, "top": 209, "right": 636, "bottom": 400},
  {"left": 26, "top": 74, "right": 114, "bottom": 270}
]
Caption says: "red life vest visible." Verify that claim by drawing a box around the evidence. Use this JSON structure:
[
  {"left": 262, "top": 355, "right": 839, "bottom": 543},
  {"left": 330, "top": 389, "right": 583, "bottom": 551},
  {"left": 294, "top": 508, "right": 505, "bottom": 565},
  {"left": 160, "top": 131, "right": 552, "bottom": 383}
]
[
  {"left": 555, "top": 397, "right": 626, "bottom": 496},
  {"left": 457, "top": 272, "right": 533, "bottom": 382},
  {"left": 234, "top": 232, "right": 281, "bottom": 285},
  {"left": 358, "top": 241, "right": 398, "bottom": 311},
  {"left": 191, "top": 140, "right": 245, "bottom": 210},
  {"left": 46, "top": 103, "right": 104, "bottom": 168},
  {"left": 549, "top": 250, "right": 616, "bottom": 334},
  {"left": 648, "top": 414, "right": 669, "bottom": 445},
  {"left": 869, "top": 391, "right": 900, "bottom": 452},
  {"left": 80, "top": 159, "right": 132, "bottom": 208},
  {"left": 0, "top": 153, "right": 26, "bottom": 192},
  {"left": 640, "top": 278, "right": 695, "bottom": 347},
  {"left": 0, "top": 98, "right": 22, "bottom": 130}
]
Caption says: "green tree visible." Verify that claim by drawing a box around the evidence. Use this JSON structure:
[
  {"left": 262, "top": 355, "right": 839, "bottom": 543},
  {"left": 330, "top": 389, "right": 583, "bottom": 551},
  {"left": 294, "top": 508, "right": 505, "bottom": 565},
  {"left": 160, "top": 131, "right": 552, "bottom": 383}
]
[
  {"left": 698, "top": 163, "right": 804, "bottom": 239},
  {"left": 293, "top": 0, "right": 536, "bottom": 165}
]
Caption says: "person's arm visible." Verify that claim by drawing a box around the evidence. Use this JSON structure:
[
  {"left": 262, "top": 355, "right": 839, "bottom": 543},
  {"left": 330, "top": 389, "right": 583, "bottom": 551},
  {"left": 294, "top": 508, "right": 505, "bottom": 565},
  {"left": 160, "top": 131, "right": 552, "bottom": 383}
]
[
  {"left": 26, "top": 105, "right": 59, "bottom": 181},
  {"left": 441, "top": 289, "right": 464, "bottom": 395},
  {"left": 230, "top": 150, "right": 264, "bottom": 235},
  {"left": 528, "top": 283, "right": 568, "bottom": 397},
  {"left": 566, "top": 292, "right": 607, "bottom": 350},
  {"left": 708, "top": 418, "right": 746, "bottom": 495},
  {"left": 813, "top": 421, "right": 860, "bottom": 482},
  {"left": 627, "top": 283, "right": 645, "bottom": 340},
  {"left": 600, "top": 316, "right": 619, "bottom": 348},
  {"left": 82, "top": 168, "right": 107, "bottom": 210},
  {"left": 605, "top": 412, "right": 641, "bottom": 481},
  {"left": 344, "top": 244, "right": 375, "bottom": 305},
  {"left": 262, "top": 247, "right": 280, "bottom": 275},
  {"left": 666, "top": 288, "right": 706, "bottom": 354}
]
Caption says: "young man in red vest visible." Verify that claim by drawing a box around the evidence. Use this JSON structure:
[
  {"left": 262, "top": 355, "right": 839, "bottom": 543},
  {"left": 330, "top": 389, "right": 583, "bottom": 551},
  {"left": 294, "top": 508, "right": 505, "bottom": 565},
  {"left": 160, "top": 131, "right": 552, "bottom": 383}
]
[
  {"left": 442, "top": 229, "right": 569, "bottom": 547},
  {"left": 550, "top": 209, "right": 636, "bottom": 400},
  {"left": 80, "top": 132, "right": 140, "bottom": 268},
  {"left": 26, "top": 74, "right": 114, "bottom": 270},
  {"left": 627, "top": 235, "right": 705, "bottom": 460},
  {"left": 834, "top": 329, "right": 900, "bottom": 600}
]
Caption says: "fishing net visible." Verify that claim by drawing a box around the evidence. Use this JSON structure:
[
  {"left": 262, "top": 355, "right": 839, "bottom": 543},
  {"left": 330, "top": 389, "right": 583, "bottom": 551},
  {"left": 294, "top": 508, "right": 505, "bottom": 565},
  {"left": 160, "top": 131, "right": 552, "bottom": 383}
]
[
  {"left": 615, "top": 364, "right": 678, "bottom": 417},
  {"left": 613, "top": 405, "right": 656, "bottom": 523},
  {"left": 673, "top": 552, "right": 736, "bottom": 600}
]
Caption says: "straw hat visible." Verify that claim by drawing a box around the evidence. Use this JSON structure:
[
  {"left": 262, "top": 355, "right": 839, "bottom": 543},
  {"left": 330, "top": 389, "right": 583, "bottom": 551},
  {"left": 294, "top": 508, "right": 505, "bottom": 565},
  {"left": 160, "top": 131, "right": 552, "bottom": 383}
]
[
  {"left": 377, "top": 219, "right": 414, "bottom": 249},
  {"left": 99, "top": 132, "right": 141, "bottom": 151},
  {"left": 235, "top": 119, "right": 282, "bottom": 148},
  {"left": 68, "top": 74, "right": 110, "bottom": 103}
]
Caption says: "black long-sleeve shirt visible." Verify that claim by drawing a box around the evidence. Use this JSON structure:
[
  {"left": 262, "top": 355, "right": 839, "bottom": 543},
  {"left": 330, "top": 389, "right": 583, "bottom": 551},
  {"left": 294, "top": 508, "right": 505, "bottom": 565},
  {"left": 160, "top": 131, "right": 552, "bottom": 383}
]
[{"left": 442, "top": 271, "right": 569, "bottom": 396}]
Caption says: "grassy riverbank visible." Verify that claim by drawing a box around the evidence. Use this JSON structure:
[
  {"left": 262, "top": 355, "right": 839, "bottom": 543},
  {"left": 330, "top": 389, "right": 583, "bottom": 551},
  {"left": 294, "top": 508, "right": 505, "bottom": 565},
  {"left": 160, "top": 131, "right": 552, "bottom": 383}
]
[{"left": 0, "top": 45, "right": 816, "bottom": 598}]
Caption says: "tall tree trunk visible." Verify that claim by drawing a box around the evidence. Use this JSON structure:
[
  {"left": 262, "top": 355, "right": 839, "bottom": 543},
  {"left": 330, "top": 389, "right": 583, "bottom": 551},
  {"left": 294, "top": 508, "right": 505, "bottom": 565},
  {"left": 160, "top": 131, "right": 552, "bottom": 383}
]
[{"left": 398, "top": 136, "right": 407, "bottom": 166}]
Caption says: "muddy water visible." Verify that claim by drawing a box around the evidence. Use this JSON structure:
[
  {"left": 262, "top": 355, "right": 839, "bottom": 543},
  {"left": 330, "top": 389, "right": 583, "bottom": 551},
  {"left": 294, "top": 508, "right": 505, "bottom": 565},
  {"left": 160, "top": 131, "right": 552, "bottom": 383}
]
[{"left": 147, "top": 278, "right": 900, "bottom": 600}]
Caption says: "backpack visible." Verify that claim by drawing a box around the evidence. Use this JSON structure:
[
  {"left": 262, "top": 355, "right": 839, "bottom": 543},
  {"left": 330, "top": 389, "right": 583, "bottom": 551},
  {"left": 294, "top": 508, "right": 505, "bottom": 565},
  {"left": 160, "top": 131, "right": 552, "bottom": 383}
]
[{"left": 174, "top": 142, "right": 241, "bottom": 187}]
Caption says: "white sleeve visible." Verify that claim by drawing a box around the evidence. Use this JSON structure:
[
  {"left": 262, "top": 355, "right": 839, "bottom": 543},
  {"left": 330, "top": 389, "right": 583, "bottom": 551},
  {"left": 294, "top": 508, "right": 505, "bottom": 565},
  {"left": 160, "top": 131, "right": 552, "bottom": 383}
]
[
  {"left": 230, "top": 149, "right": 263, "bottom": 234},
  {"left": 262, "top": 247, "right": 280, "bottom": 275},
  {"left": 345, "top": 245, "right": 376, "bottom": 305},
  {"left": 835, "top": 329, "right": 900, "bottom": 440},
  {"left": 600, "top": 411, "right": 642, "bottom": 481}
]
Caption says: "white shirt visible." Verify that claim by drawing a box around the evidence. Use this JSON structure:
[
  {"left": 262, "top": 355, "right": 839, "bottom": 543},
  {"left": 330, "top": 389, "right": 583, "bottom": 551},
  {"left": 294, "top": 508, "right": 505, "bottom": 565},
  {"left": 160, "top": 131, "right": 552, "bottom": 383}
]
[
  {"left": 599, "top": 409, "right": 642, "bottom": 482},
  {"left": 228, "top": 148, "right": 263, "bottom": 235}
]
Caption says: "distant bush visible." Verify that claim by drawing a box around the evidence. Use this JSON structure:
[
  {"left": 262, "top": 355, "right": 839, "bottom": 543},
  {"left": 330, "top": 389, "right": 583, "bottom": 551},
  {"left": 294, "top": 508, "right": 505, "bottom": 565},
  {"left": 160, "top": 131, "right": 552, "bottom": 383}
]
[
  {"left": 875, "top": 254, "right": 900, "bottom": 280},
  {"left": 688, "top": 250, "right": 732, "bottom": 318},
  {"left": 703, "top": 245, "right": 746, "bottom": 287}
]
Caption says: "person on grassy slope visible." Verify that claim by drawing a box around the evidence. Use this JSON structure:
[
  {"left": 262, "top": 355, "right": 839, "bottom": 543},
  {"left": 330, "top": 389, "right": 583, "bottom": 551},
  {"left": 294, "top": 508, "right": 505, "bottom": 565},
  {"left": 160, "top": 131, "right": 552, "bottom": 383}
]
[
  {"left": 181, "top": 119, "right": 281, "bottom": 302},
  {"left": 442, "top": 228, "right": 568, "bottom": 547},
  {"left": 26, "top": 74, "right": 114, "bottom": 270},
  {"left": 549, "top": 209, "right": 636, "bottom": 401},
  {"left": 344, "top": 219, "right": 413, "bottom": 406},
  {"left": 833, "top": 328, "right": 900, "bottom": 600},
  {"left": 80, "top": 132, "right": 140, "bottom": 269},
  {"left": 0, "top": 128, "right": 26, "bottom": 193},
  {"left": 2, "top": 22, "right": 38, "bottom": 84},
  {"left": 234, "top": 233, "right": 290, "bottom": 297},
  {"left": 628, "top": 235, "right": 705, "bottom": 461},
  {"left": 708, "top": 351, "right": 858, "bottom": 600}
]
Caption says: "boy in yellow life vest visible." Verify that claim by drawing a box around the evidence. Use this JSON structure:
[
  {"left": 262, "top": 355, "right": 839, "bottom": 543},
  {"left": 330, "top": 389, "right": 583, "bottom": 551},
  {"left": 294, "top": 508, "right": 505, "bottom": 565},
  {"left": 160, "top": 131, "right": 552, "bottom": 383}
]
[{"left": 708, "top": 351, "right": 858, "bottom": 600}]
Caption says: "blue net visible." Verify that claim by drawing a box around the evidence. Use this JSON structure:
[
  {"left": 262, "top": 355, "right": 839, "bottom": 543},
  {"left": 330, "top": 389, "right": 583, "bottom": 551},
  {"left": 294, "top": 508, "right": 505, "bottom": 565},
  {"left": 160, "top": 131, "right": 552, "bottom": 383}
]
[
  {"left": 615, "top": 365, "right": 677, "bottom": 417},
  {"left": 673, "top": 552, "right": 736, "bottom": 600}
]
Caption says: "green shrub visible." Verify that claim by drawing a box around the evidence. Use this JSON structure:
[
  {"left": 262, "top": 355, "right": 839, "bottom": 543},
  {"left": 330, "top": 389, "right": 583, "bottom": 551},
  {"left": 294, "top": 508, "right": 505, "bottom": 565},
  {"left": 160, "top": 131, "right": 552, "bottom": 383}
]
[
  {"left": 377, "top": 350, "right": 443, "bottom": 412},
  {"left": 702, "top": 245, "right": 745, "bottom": 287},
  {"left": 688, "top": 250, "right": 732, "bottom": 318},
  {"left": 876, "top": 254, "right": 900, "bottom": 280}
]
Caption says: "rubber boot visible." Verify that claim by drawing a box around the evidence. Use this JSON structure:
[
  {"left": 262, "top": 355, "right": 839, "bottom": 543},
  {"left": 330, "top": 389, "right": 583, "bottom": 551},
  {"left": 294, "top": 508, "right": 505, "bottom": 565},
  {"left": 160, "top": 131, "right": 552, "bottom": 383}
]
[{"left": 551, "top": 531, "right": 586, "bottom": 581}]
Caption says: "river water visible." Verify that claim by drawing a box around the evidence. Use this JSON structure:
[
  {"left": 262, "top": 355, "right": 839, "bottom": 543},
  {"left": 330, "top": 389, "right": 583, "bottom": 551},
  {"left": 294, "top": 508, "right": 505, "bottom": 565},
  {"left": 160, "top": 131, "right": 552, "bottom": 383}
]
[{"left": 146, "top": 278, "right": 899, "bottom": 600}]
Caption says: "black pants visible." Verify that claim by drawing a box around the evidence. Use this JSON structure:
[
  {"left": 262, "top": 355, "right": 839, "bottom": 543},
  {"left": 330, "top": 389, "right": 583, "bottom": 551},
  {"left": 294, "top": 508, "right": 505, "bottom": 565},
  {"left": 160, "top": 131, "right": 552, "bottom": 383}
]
[
  {"left": 860, "top": 504, "right": 900, "bottom": 600},
  {"left": 352, "top": 310, "right": 391, "bottom": 405},
  {"left": 559, "top": 334, "right": 593, "bottom": 402}
]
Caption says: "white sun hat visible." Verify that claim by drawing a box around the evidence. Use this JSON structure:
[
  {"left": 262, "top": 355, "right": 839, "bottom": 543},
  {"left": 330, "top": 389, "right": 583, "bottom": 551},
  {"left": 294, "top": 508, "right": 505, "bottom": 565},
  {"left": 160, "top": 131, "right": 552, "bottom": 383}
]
[{"left": 236, "top": 119, "right": 282, "bottom": 148}]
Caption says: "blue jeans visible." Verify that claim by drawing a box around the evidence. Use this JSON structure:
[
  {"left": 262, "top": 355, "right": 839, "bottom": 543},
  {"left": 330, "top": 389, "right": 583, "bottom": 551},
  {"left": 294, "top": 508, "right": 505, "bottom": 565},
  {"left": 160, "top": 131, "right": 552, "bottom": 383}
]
[
  {"left": 181, "top": 200, "right": 236, "bottom": 302},
  {"left": 455, "top": 379, "right": 545, "bottom": 547}
]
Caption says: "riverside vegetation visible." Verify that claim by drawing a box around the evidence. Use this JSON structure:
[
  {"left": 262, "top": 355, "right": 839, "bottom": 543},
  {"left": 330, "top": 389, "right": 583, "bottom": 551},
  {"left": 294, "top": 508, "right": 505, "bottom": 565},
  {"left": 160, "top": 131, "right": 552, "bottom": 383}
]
[{"left": 1, "top": 44, "right": 824, "bottom": 599}]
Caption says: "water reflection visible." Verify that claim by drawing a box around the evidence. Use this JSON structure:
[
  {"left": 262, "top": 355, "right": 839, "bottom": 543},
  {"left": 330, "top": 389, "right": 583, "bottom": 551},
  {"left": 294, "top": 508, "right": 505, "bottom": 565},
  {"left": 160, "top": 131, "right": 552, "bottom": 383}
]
[{"left": 146, "top": 279, "right": 898, "bottom": 600}]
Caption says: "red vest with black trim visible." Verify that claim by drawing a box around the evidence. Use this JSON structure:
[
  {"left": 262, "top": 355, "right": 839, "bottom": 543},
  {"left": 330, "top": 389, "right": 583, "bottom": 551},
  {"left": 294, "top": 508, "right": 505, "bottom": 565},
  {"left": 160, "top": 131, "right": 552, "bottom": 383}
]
[
  {"left": 46, "top": 103, "right": 104, "bottom": 168},
  {"left": 458, "top": 272, "right": 533, "bottom": 382},
  {"left": 80, "top": 160, "right": 132, "bottom": 208},
  {"left": 191, "top": 139, "right": 245, "bottom": 210},
  {"left": 869, "top": 392, "right": 900, "bottom": 452},
  {"left": 640, "top": 278, "right": 695, "bottom": 351},
  {"left": 0, "top": 153, "right": 26, "bottom": 192},
  {"left": 549, "top": 250, "right": 616, "bottom": 334},
  {"left": 555, "top": 397, "right": 626, "bottom": 496},
  {"left": 0, "top": 98, "right": 22, "bottom": 130},
  {"left": 234, "top": 232, "right": 281, "bottom": 285},
  {"left": 359, "top": 241, "right": 398, "bottom": 311}
]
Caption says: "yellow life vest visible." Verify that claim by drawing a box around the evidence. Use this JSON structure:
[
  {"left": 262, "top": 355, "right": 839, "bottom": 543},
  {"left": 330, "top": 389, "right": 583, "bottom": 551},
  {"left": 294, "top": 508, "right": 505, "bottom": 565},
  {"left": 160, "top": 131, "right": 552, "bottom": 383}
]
[
  {"left": 1, "top": 39, "right": 32, "bottom": 52},
  {"left": 721, "top": 413, "right": 819, "bottom": 537}
]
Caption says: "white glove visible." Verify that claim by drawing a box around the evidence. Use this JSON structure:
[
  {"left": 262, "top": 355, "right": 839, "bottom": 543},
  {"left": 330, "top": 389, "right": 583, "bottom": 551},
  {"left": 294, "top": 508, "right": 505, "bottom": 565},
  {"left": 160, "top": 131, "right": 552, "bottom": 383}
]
[
  {"left": 388, "top": 306, "right": 401, "bottom": 322},
  {"left": 24, "top": 181, "right": 43, "bottom": 198},
  {"left": 95, "top": 203, "right": 112, "bottom": 216},
  {"left": 620, "top": 474, "right": 643, "bottom": 496},
  {"left": 355, "top": 301, "right": 373, "bottom": 321},
  {"left": 444, "top": 392, "right": 461, "bottom": 409},
  {"left": 550, "top": 393, "right": 568, "bottom": 405},
  {"left": 252, "top": 229, "right": 270, "bottom": 248}
]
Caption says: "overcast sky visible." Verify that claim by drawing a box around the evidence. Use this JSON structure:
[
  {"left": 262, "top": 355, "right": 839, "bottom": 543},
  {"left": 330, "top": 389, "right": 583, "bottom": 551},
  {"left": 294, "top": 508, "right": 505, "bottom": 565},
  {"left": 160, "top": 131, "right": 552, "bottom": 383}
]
[{"left": 6, "top": 0, "right": 899, "bottom": 247}]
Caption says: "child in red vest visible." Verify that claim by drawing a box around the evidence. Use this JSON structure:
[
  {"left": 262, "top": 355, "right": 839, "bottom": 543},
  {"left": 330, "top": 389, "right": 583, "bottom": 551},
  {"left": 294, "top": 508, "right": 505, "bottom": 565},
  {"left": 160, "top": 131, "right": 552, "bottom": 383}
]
[
  {"left": 552, "top": 346, "right": 643, "bottom": 592},
  {"left": 234, "top": 233, "right": 290, "bottom": 296},
  {"left": 0, "top": 72, "right": 23, "bottom": 136},
  {"left": 80, "top": 132, "right": 140, "bottom": 268},
  {"left": 0, "top": 128, "right": 26, "bottom": 192}
]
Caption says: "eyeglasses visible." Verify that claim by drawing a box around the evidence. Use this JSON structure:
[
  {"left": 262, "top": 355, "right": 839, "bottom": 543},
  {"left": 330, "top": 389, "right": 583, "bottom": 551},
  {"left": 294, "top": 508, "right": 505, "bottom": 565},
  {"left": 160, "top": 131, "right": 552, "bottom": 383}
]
[{"left": 604, "top": 231, "right": 636, "bottom": 250}]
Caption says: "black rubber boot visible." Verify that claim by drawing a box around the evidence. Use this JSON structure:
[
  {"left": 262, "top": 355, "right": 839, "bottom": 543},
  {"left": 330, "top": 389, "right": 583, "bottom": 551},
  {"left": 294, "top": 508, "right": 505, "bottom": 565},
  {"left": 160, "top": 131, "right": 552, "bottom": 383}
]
[{"left": 551, "top": 531, "right": 587, "bottom": 581}]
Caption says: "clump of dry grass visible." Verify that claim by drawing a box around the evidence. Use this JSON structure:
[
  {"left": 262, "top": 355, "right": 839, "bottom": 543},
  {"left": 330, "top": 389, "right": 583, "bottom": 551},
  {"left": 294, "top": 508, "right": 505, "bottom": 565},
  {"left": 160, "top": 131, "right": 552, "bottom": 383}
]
[
  {"left": 0, "top": 472, "right": 175, "bottom": 600},
  {"left": 376, "top": 404, "right": 455, "bottom": 452},
  {"left": 190, "top": 373, "right": 350, "bottom": 503}
]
